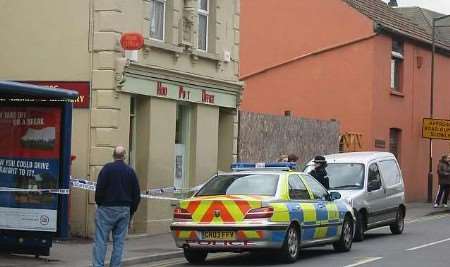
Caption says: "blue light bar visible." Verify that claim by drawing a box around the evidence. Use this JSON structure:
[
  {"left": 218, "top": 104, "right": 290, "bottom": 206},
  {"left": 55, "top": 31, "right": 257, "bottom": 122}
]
[{"left": 231, "top": 162, "right": 297, "bottom": 171}]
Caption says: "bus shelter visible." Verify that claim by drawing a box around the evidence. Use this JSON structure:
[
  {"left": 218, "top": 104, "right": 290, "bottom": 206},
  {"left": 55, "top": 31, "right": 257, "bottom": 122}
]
[{"left": 0, "top": 81, "right": 77, "bottom": 256}]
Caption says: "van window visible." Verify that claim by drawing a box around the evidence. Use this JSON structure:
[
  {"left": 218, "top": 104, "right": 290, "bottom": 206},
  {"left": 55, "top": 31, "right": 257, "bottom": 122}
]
[
  {"left": 368, "top": 163, "right": 382, "bottom": 191},
  {"left": 378, "top": 160, "right": 401, "bottom": 187}
]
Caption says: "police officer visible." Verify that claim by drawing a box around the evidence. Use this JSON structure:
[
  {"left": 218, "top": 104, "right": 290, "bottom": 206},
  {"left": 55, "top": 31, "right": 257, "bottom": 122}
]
[{"left": 309, "top": 155, "right": 329, "bottom": 190}]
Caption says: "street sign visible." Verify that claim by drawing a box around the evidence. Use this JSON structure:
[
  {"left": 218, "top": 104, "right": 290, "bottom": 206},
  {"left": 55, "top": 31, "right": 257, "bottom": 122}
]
[{"left": 422, "top": 118, "right": 450, "bottom": 140}]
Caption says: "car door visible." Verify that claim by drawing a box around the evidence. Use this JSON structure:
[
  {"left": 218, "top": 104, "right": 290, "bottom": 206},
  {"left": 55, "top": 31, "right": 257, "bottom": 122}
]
[
  {"left": 287, "top": 174, "right": 318, "bottom": 242},
  {"left": 302, "top": 174, "right": 340, "bottom": 241},
  {"left": 366, "top": 162, "right": 389, "bottom": 226},
  {"left": 378, "top": 159, "right": 404, "bottom": 220}
]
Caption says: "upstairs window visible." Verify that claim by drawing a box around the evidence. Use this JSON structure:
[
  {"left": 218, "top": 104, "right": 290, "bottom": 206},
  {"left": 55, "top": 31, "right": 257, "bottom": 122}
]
[
  {"left": 150, "top": 0, "right": 166, "bottom": 41},
  {"left": 198, "top": 0, "right": 209, "bottom": 51},
  {"left": 391, "top": 39, "right": 404, "bottom": 92}
]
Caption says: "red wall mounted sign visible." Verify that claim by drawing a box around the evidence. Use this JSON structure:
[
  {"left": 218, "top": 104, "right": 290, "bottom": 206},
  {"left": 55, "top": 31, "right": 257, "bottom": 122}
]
[{"left": 24, "top": 81, "right": 90, "bottom": 109}]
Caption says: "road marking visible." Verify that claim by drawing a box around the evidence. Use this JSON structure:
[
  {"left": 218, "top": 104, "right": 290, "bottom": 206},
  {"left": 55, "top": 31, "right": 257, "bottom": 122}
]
[
  {"left": 406, "top": 237, "right": 450, "bottom": 251},
  {"left": 343, "top": 257, "right": 383, "bottom": 267},
  {"left": 406, "top": 213, "right": 450, "bottom": 224}
]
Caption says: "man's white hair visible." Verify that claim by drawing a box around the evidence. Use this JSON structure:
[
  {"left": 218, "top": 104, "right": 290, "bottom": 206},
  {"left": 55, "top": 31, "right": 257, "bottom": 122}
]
[{"left": 113, "top": 145, "right": 126, "bottom": 160}]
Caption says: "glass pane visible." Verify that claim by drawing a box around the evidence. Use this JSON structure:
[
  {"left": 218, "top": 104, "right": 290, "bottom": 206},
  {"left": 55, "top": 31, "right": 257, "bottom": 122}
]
[
  {"left": 326, "top": 163, "right": 365, "bottom": 190},
  {"left": 150, "top": 0, "right": 164, "bottom": 40},
  {"left": 302, "top": 175, "right": 328, "bottom": 200},
  {"left": 200, "top": 0, "right": 208, "bottom": 11},
  {"left": 198, "top": 14, "right": 207, "bottom": 50},
  {"left": 288, "top": 175, "right": 310, "bottom": 200},
  {"left": 378, "top": 160, "right": 401, "bottom": 187},
  {"left": 196, "top": 174, "right": 279, "bottom": 196}
]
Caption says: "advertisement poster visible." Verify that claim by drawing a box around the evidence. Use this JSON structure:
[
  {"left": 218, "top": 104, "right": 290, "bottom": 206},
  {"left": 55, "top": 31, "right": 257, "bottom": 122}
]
[{"left": 0, "top": 106, "right": 61, "bottom": 232}]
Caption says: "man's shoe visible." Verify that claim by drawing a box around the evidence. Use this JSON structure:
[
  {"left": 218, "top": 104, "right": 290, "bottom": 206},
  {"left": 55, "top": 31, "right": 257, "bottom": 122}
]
[
  {"left": 434, "top": 203, "right": 439, "bottom": 208},
  {"left": 444, "top": 204, "right": 448, "bottom": 208}
]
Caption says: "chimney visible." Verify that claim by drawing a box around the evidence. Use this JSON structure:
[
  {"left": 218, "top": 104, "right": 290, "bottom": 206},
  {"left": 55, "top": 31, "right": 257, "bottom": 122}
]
[{"left": 388, "top": 0, "right": 398, "bottom": 7}]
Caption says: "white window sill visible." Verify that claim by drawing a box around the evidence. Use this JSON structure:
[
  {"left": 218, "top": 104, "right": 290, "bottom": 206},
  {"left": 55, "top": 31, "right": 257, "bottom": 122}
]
[
  {"left": 191, "top": 50, "right": 221, "bottom": 62},
  {"left": 390, "top": 90, "right": 405, "bottom": 97},
  {"left": 143, "top": 39, "right": 184, "bottom": 54}
]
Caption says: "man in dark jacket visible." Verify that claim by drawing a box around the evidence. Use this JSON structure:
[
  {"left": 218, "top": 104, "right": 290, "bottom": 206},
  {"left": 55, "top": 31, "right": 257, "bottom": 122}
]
[
  {"left": 434, "top": 155, "right": 450, "bottom": 208},
  {"left": 309, "top": 155, "right": 330, "bottom": 190},
  {"left": 92, "top": 146, "right": 141, "bottom": 267}
]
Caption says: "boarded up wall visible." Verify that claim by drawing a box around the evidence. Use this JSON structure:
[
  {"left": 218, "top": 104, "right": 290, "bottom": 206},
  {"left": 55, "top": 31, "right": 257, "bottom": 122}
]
[{"left": 238, "top": 111, "right": 340, "bottom": 168}]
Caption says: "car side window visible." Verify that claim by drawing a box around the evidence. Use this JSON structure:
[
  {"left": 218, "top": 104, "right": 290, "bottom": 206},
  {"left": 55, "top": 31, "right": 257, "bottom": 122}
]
[
  {"left": 288, "top": 175, "right": 310, "bottom": 200},
  {"left": 368, "top": 163, "right": 382, "bottom": 191},
  {"left": 378, "top": 160, "right": 401, "bottom": 187},
  {"left": 302, "top": 174, "right": 329, "bottom": 201}
]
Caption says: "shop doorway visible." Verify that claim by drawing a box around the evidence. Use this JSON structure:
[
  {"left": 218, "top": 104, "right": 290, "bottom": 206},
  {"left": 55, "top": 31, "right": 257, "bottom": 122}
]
[{"left": 174, "top": 104, "right": 191, "bottom": 189}]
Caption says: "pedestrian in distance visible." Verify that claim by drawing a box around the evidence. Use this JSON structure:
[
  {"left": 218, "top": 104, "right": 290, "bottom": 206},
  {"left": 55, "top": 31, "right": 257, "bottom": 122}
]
[
  {"left": 287, "top": 154, "right": 299, "bottom": 163},
  {"left": 309, "top": 155, "right": 330, "bottom": 190},
  {"left": 92, "top": 146, "right": 141, "bottom": 267},
  {"left": 278, "top": 153, "right": 289, "bottom": 162},
  {"left": 434, "top": 154, "right": 450, "bottom": 208}
]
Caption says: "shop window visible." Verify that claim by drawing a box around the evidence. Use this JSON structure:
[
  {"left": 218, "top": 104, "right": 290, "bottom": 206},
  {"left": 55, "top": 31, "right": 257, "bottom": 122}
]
[
  {"left": 129, "top": 96, "right": 137, "bottom": 167},
  {"left": 150, "top": 0, "right": 166, "bottom": 41},
  {"left": 389, "top": 128, "right": 401, "bottom": 163},
  {"left": 197, "top": 0, "right": 209, "bottom": 51},
  {"left": 391, "top": 39, "right": 404, "bottom": 92}
]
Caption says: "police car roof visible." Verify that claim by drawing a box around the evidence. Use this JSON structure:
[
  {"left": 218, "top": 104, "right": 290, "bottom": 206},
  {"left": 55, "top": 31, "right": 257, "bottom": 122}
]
[{"left": 307, "top": 152, "right": 395, "bottom": 165}]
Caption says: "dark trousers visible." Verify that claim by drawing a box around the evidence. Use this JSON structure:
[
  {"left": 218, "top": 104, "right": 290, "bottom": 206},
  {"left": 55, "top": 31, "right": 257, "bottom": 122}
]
[{"left": 435, "top": 184, "right": 450, "bottom": 205}]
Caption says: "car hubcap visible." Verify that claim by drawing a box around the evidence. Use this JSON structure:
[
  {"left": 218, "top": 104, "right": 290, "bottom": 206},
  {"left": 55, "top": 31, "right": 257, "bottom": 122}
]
[
  {"left": 343, "top": 222, "right": 352, "bottom": 247},
  {"left": 287, "top": 228, "right": 298, "bottom": 257}
]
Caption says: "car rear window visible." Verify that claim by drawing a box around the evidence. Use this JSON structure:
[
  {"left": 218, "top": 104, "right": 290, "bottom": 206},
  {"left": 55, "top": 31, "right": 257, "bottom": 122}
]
[{"left": 196, "top": 174, "right": 279, "bottom": 196}]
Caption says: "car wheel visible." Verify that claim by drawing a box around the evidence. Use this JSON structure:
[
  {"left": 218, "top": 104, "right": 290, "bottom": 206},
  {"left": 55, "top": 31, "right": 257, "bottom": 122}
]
[
  {"left": 390, "top": 208, "right": 405, "bottom": 235},
  {"left": 278, "top": 224, "right": 300, "bottom": 263},
  {"left": 183, "top": 248, "right": 208, "bottom": 264},
  {"left": 333, "top": 215, "right": 354, "bottom": 252},
  {"left": 354, "top": 211, "right": 365, "bottom": 242}
]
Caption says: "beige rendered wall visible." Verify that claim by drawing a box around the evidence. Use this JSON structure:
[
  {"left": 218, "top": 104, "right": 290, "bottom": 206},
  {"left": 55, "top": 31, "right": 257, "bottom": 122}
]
[
  {"left": 131, "top": 96, "right": 177, "bottom": 234},
  {"left": 218, "top": 110, "right": 236, "bottom": 172},
  {"left": 190, "top": 105, "right": 220, "bottom": 186},
  {"left": 0, "top": 0, "right": 92, "bottom": 236}
]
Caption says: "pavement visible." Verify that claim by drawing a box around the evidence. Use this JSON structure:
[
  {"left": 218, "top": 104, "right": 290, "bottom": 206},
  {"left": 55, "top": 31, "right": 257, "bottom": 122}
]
[{"left": 0, "top": 202, "right": 448, "bottom": 267}]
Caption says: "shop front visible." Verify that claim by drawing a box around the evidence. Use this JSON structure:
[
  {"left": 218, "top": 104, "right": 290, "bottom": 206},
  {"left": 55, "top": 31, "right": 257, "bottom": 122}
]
[{"left": 121, "top": 65, "right": 240, "bottom": 234}]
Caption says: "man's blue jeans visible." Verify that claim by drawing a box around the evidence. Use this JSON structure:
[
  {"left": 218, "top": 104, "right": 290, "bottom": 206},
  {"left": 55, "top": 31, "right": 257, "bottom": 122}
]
[{"left": 92, "top": 206, "right": 130, "bottom": 267}]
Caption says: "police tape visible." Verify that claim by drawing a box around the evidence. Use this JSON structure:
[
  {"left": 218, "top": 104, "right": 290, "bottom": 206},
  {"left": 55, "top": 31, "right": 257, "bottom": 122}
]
[{"left": 0, "top": 177, "right": 188, "bottom": 201}]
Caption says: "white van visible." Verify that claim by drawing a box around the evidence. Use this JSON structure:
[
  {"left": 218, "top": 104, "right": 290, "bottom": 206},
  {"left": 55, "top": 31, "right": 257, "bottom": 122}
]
[{"left": 305, "top": 152, "right": 405, "bottom": 241}]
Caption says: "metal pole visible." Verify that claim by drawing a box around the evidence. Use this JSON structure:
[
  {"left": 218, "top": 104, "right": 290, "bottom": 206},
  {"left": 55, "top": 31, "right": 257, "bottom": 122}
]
[{"left": 428, "top": 19, "right": 436, "bottom": 203}]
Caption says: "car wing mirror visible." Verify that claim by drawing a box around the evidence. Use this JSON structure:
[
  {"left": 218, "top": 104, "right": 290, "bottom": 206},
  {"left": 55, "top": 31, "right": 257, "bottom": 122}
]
[{"left": 329, "top": 191, "right": 341, "bottom": 201}]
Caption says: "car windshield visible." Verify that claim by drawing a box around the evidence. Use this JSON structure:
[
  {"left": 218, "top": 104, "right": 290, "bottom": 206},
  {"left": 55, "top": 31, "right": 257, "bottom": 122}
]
[
  {"left": 304, "top": 163, "right": 365, "bottom": 190},
  {"left": 196, "top": 174, "right": 279, "bottom": 196}
]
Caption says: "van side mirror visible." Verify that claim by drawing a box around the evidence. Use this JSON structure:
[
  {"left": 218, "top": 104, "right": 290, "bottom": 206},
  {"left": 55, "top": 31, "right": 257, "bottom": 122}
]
[{"left": 329, "top": 191, "right": 341, "bottom": 201}]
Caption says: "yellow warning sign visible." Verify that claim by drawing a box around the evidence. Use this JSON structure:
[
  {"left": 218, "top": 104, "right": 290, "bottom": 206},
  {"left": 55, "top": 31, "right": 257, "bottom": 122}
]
[{"left": 423, "top": 118, "right": 450, "bottom": 140}]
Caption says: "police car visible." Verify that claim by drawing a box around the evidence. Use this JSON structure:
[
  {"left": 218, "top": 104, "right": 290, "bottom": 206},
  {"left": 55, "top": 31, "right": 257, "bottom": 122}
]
[{"left": 170, "top": 163, "right": 355, "bottom": 264}]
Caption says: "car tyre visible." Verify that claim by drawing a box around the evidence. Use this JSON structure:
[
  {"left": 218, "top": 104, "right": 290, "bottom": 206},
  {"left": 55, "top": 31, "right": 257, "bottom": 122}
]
[
  {"left": 333, "top": 215, "right": 354, "bottom": 252},
  {"left": 390, "top": 208, "right": 405, "bottom": 235},
  {"left": 183, "top": 248, "right": 208, "bottom": 264},
  {"left": 354, "top": 211, "right": 365, "bottom": 242},
  {"left": 278, "top": 224, "right": 300, "bottom": 263}
]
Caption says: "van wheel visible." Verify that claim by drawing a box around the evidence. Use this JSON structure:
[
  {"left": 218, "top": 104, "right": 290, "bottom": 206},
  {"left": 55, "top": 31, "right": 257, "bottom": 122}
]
[
  {"left": 278, "top": 224, "right": 300, "bottom": 263},
  {"left": 183, "top": 249, "right": 208, "bottom": 264},
  {"left": 390, "top": 208, "right": 405, "bottom": 235},
  {"left": 354, "top": 211, "right": 365, "bottom": 242},
  {"left": 333, "top": 215, "right": 354, "bottom": 252}
]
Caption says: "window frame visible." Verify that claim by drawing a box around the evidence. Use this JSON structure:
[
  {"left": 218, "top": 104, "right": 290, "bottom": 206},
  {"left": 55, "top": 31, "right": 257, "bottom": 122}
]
[
  {"left": 288, "top": 174, "right": 311, "bottom": 200},
  {"left": 149, "top": 0, "right": 166, "bottom": 42},
  {"left": 302, "top": 174, "right": 330, "bottom": 201},
  {"left": 197, "top": 0, "right": 209, "bottom": 52},
  {"left": 390, "top": 39, "right": 404, "bottom": 92}
]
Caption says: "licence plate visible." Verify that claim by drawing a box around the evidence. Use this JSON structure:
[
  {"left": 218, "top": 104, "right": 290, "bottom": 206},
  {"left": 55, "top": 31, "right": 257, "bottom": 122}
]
[{"left": 202, "top": 231, "right": 236, "bottom": 240}]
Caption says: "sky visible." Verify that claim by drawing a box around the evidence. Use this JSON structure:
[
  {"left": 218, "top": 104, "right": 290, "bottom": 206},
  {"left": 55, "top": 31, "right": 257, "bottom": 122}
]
[{"left": 381, "top": 0, "right": 450, "bottom": 14}]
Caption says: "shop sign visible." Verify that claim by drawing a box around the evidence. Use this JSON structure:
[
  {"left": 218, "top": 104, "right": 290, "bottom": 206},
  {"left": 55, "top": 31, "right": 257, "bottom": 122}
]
[
  {"left": 122, "top": 77, "right": 237, "bottom": 108},
  {"left": 24, "top": 81, "right": 90, "bottom": 109},
  {"left": 422, "top": 118, "right": 450, "bottom": 140},
  {"left": 0, "top": 106, "right": 61, "bottom": 232}
]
